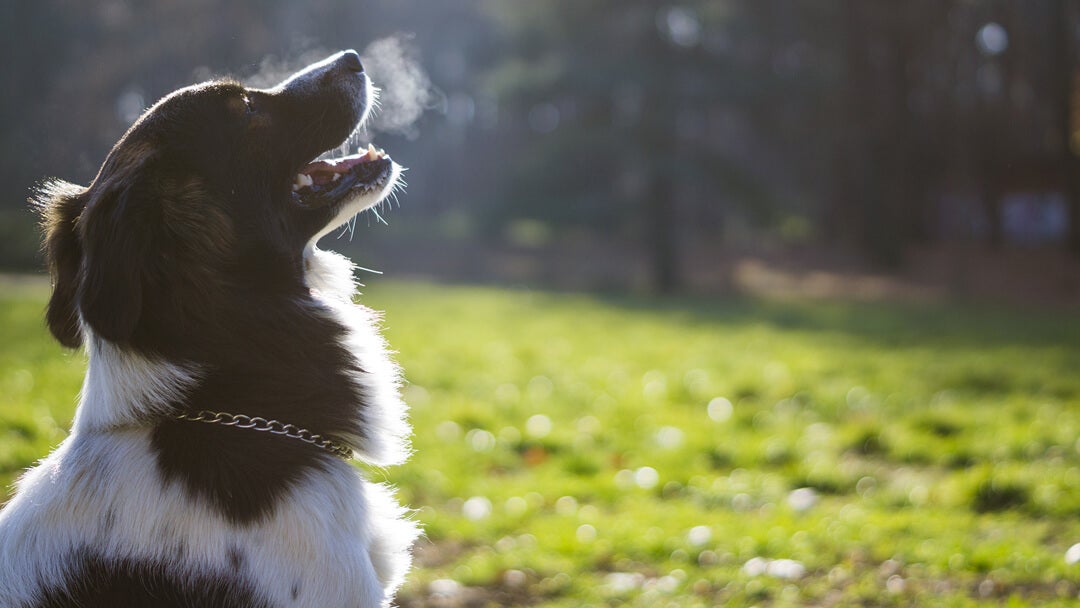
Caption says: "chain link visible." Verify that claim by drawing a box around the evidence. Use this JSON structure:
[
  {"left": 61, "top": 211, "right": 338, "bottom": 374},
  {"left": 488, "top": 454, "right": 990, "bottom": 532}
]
[{"left": 175, "top": 410, "right": 353, "bottom": 459}]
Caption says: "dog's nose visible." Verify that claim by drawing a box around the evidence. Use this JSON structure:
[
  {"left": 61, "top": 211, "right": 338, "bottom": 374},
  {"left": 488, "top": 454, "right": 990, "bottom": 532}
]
[{"left": 341, "top": 50, "right": 364, "bottom": 73}]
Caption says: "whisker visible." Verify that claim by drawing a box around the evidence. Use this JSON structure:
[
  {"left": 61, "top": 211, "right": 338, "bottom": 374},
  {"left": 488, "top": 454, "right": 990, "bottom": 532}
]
[{"left": 367, "top": 204, "right": 385, "bottom": 226}]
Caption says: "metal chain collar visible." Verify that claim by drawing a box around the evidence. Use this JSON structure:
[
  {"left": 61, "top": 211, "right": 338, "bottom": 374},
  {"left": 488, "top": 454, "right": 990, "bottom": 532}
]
[{"left": 174, "top": 410, "right": 353, "bottom": 460}]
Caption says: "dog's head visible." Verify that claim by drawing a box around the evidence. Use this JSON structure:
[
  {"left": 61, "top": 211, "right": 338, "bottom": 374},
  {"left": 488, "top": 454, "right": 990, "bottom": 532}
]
[{"left": 35, "top": 51, "right": 399, "bottom": 350}]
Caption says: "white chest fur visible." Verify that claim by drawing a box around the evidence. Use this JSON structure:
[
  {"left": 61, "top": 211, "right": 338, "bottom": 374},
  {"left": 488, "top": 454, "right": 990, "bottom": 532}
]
[{"left": 0, "top": 428, "right": 416, "bottom": 607}]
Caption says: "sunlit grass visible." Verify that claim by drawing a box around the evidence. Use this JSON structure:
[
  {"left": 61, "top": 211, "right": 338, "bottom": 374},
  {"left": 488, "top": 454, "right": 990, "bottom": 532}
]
[{"left": 3, "top": 278, "right": 1080, "bottom": 606}]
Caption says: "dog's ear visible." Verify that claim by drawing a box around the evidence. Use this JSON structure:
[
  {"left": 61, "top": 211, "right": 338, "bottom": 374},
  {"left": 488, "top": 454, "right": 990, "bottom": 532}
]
[
  {"left": 32, "top": 180, "right": 88, "bottom": 348},
  {"left": 76, "top": 175, "right": 158, "bottom": 344}
]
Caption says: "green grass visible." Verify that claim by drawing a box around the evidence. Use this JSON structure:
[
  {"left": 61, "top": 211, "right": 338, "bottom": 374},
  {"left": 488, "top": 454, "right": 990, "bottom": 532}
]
[{"left": 3, "top": 277, "right": 1080, "bottom": 606}]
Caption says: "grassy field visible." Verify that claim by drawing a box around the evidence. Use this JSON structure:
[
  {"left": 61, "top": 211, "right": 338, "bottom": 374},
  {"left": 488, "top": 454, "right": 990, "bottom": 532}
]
[{"left": 2, "top": 278, "right": 1080, "bottom": 606}]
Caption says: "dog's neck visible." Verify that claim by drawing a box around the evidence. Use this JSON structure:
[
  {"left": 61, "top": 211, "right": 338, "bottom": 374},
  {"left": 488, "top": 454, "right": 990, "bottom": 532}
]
[
  {"left": 72, "top": 338, "right": 201, "bottom": 433},
  {"left": 69, "top": 248, "right": 408, "bottom": 467}
]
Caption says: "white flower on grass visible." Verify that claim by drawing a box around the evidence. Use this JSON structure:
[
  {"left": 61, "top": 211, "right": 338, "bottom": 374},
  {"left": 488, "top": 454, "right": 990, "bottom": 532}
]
[
  {"left": 886, "top": 575, "right": 906, "bottom": 593},
  {"left": 555, "top": 495, "right": 578, "bottom": 516},
  {"left": 429, "top": 579, "right": 461, "bottom": 598},
  {"left": 742, "top": 557, "right": 769, "bottom": 576},
  {"left": 503, "top": 569, "right": 527, "bottom": 588},
  {"left": 655, "top": 426, "right": 685, "bottom": 449},
  {"left": 614, "top": 469, "right": 636, "bottom": 489},
  {"left": 642, "top": 370, "right": 667, "bottom": 401},
  {"left": 526, "top": 414, "right": 552, "bottom": 438},
  {"left": 504, "top": 496, "right": 528, "bottom": 517},
  {"left": 787, "top": 487, "right": 819, "bottom": 512},
  {"left": 494, "top": 536, "right": 516, "bottom": 553},
  {"left": 731, "top": 493, "right": 754, "bottom": 512},
  {"left": 645, "top": 575, "right": 680, "bottom": 593},
  {"left": 604, "top": 572, "right": 645, "bottom": 594},
  {"left": 465, "top": 429, "right": 496, "bottom": 452},
  {"left": 768, "top": 559, "right": 807, "bottom": 580},
  {"left": 708, "top": 397, "right": 733, "bottom": 422},
  {"left": 687, "top": 525, "right": 712, "bottom": 546},
  {"left": 634, "top": 466, "right": 660, "bottom": 490},
  {"left": 435, "top": 420, "right": 461, "bottom": 441},
  {"left": 743, "top": 557, "right": 807, "bottom": 580},
  {"left": 462, "top": 496, "right": 492, "bottom": 521},
  {"left": 576, "top": 524, "right": 597, "bottom": 543}
]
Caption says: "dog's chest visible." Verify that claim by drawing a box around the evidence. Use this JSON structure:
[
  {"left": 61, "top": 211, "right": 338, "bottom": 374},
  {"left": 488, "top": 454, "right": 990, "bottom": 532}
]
[{"left": 0, "top": 430, "right": 399, "bottom": 607}]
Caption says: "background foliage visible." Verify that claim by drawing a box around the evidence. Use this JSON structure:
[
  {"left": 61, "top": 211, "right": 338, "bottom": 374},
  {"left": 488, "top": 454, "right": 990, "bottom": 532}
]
[{"left": 2, "top": 1, "right": 1079, "bottom": 294}]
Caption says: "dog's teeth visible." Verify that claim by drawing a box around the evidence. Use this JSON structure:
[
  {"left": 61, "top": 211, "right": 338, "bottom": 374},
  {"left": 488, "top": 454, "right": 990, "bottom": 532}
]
[
  {"left": 292, "top": 173, "right": 313, "bottom": 192},
  {"left": 331, "top": 173, "right": 341, "bottom": 182},
  {"left": 361, "top": 143, "right": 389, "bottom": 160}
]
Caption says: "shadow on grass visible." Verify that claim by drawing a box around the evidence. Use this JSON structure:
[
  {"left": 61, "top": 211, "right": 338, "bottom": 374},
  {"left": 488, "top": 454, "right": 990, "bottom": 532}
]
[{"left": 591, "top": 289, "right": 1080, "bottom": 351}]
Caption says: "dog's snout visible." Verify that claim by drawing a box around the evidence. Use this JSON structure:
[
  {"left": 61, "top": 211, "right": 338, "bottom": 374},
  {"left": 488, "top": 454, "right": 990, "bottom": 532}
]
[
  {"left": 341, "top": 50, "right": 364, "bottom": 73},
  {"left": 271, "top": 50, "right": 366, "bottom": 94}
]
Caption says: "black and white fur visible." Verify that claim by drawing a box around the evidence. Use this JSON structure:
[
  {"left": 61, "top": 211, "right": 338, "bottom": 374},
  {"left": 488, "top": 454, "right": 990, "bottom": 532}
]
[{"left": 0, "top": 51, "right": 418, "bottom": 607}]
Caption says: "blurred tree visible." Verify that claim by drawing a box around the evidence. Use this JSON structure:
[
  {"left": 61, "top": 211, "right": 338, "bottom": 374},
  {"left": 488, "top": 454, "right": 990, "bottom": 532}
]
[
  {"left": 482, "top": 1, "right": 780, "bottom": 293},
  {"left": 831, "top": 0, "right": 1080, "bottom": 261},
  {"left": 2, "top": 0, "right": 1079, "bottom": 281},
  {"left": 831, "top": 0, "right": 947, "bottom": 265}
]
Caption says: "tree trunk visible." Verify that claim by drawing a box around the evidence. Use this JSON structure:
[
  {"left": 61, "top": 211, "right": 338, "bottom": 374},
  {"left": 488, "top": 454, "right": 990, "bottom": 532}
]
[
  {"left": 647, "top": 172, "right": 679, "bottom": 294},
  {"left": 1056, "top": 0, "right": 1080, "bottom": 256},
  {"left": 828, "top": 0, "right": 869, "bottom": 248},
  {"left": 645, "top": 3, "right": 682, "bottom": 294}
]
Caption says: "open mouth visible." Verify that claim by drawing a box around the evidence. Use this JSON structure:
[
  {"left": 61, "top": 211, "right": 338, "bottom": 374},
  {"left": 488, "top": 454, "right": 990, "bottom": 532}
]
[{"left": 292, "top": 143, "right": 393, "bottom": 209}]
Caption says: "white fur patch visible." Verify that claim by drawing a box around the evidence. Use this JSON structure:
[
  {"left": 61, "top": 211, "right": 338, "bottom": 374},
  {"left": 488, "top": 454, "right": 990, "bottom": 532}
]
[
  {"left": 303, "top": 247, "right": 411, "bottom": 466},
  {"left": 74, "top": 337, "right": 200, "bottom": 431},
  {"left": 0, "top": 430, "right": 419, "bottom": 607}
]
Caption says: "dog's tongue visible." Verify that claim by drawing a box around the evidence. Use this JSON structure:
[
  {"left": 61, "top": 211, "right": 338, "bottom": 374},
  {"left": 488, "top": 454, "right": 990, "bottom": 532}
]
[
  {"left": 301, "top": 157, "right": 365, "bottom": 185},
  {"left": 298, "top": 144, "right": 385, "bottom": 186}
]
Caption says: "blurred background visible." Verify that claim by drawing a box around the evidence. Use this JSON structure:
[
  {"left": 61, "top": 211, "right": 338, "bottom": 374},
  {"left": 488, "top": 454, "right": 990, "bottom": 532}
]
[{"left": 2, "top": 0, "right": 1079, "bottom": 304}]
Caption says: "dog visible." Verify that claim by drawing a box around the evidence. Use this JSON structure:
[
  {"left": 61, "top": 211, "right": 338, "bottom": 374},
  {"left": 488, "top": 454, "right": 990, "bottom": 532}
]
[{"left": 0, "top": 50, "right": 418, "bottom": 607}]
